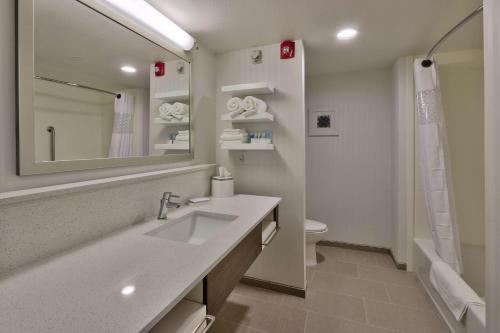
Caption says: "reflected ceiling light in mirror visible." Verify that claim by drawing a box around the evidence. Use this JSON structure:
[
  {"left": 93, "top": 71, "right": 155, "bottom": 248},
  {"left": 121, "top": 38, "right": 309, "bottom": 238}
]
[
  {"left": 336, "top": 28, "right": 358, "bottom": 41},
  {"left": 97, "top": 0, "right": 196, "bottom": 51},
  {"left": 121, "top": 66, "right": 137, "bottom": 73},
  {"left": 121, "top": 285, "right": 136, "bottom": 296}
]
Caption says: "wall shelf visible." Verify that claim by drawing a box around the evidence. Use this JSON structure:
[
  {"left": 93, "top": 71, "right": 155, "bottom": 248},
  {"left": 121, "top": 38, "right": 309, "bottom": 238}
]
[
  {"left": 221, "top": 112, "right": 274, "bottom": 123},
  {"left": 220, "top": 142, "right": 274, "bottom": 151},
  {"left": 221, "top": 82, "right": 275, "bottom": 96},
  {"left": 154, "top": 90, "right": 190, "bottom": 103},
  {"left": 154, "top": 143, "right": 189, "bottom": 150},
  {"left": 154, "top": 118, "right": 190, "bottom": 126}
]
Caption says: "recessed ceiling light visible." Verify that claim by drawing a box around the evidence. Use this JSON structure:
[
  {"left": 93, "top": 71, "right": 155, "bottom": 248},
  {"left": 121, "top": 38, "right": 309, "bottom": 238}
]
[
  {"left": 336, "top": 28, "right": 358, "bottom": 41},
  {"left": 121, "top": 285, "right": 135, "bottom": 296},
  {"left": 121, "top": 66, "right": 137, "bottom": 73}
]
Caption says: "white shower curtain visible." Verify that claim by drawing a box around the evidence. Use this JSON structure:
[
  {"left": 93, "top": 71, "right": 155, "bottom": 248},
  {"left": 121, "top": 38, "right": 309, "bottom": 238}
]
[
  {"left": 414, "top": 59, "right": 463, "bottom": 273},
  {"left": 108, "top": 92, "right": 135, "bottom": 158}
]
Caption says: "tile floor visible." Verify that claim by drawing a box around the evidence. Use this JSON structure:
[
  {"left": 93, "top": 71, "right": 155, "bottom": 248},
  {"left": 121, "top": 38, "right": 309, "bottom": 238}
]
[{"left": 210, "top": 246, "right": 449, "bottom": 333}]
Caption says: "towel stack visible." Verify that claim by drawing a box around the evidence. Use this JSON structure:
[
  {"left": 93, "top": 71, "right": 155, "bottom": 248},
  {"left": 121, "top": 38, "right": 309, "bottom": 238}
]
[
  {"left": 219, "top": 128, "right": 248, "bottom": 143},
  {"left": 159, "top": 102, "right": 189, "bottom": 122},
  {"left": 225, "top": 96, "right": 268, "bottom": 118},
  {"left": 175, "top": 130, "right": 190, "bottom": 142}
]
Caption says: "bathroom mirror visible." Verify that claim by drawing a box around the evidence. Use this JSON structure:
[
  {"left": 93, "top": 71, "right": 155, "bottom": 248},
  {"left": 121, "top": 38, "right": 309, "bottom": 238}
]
[{"left": 17, "top": 0, "right": 193, "bottom": 175}]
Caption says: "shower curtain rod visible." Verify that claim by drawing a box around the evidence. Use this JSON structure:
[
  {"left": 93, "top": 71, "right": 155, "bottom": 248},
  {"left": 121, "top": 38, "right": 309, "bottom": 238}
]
[
  {"left": 34, "top": 76, "right": 121, "bottom": 98},
  {"left": 421, "top": 4, "right": 483, "bottom": 67}
]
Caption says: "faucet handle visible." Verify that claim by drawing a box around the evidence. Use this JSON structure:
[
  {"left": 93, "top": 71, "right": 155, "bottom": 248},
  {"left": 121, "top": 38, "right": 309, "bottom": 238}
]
[{"left": 162, "top": 192, "right": 180, "bottom": 201}]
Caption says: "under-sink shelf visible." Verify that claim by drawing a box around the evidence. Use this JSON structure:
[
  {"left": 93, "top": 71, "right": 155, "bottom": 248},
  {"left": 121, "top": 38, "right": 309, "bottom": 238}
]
[
  {"left": 221, "top": 112, "right": 274, "bottom": 123},
  {"left": 221, "top": 82, "right": 275, "bottom": 96},
  {"left": 220, "top": 142, "right": 274, "bottom": 150}
]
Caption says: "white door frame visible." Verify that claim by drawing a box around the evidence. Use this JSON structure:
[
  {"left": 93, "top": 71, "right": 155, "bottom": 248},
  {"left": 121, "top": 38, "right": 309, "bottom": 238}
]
[{"left": 484, "top": 0, "right": 500, "bottom": 332}]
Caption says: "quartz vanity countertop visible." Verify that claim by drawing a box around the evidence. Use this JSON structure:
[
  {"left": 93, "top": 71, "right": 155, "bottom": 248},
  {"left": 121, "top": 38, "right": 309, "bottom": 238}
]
[{"left": 0, "top": 194, "right": 281, "bottom": 333}]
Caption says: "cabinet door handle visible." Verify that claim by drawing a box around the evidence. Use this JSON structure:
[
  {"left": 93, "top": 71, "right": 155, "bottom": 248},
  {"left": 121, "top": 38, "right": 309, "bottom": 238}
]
[{"left": 193, "top": 315, "right": 215, "bottom": 333}]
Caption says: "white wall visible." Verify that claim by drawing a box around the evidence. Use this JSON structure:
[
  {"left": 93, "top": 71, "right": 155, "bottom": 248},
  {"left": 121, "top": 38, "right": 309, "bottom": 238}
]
[
  {"left": 0, "top": 0, "right": 216, "bottom": 192},
  {"left": 391, "top": 57, "right": 414, "bottom": 266},
  {"left": 306, "top": 70, "right": 394, "bottom": 249},
  {"left": 215, "top": 41, "right": 306, "bottom": 289}
]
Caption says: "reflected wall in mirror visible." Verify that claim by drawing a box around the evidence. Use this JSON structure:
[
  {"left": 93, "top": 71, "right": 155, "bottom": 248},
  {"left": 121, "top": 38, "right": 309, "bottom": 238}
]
[{"left": 17, "top": 0, "right": 193, "bottom": 175}]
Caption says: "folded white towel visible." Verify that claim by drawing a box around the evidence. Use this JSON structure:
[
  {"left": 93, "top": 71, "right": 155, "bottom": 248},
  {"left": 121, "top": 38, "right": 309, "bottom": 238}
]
[
  {"left": 430, "top": 261, "right": 484, "bottom": 321},
  {"left": 220, "top": 133, "right": 247, "bottom": 140},
  {"left": 175, "top": 136, "right": 190, "bottom": 142},
  {"left": 226, "top": 97, "right": 243, "bottom": 112},
  {"left": 177, "top": 130, "right": 189, "bottom": 135},
  {"left": 223, "top": 128, "right": 245, "bottom": 133},
  {"left": 242, "top": 96, "right": 267, "bottom": 113}
]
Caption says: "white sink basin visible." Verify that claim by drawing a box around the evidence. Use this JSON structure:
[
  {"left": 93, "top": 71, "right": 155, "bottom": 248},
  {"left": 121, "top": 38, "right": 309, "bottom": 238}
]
[{"left": 145, "top": 211, "right": 238, "bottom": 245}]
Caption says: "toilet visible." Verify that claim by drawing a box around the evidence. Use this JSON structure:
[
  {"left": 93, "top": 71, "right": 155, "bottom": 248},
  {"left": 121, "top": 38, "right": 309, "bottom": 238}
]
[{"left": 305, "top": 219, "right": 328, "bottom": 266}]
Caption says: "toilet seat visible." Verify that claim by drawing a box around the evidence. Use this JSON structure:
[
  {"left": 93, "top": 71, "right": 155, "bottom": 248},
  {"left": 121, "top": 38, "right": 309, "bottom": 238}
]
[{"left": 306, "top": 219, "right": 328, "bottom": 233}]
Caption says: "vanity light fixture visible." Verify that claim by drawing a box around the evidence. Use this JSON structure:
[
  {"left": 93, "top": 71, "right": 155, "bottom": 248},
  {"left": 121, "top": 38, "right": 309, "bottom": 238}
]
[
  {"left": 336, "top": 28, "right": 358, "bottom": 41},
  {"left": 97, "top": 0, "right": 196, "bottom": 51},
  {"left": 121, "top": 285, "right": 136, "bottom": 296},
  {"left": 121, "top": 65, "right": 137, "bottom": 73}
]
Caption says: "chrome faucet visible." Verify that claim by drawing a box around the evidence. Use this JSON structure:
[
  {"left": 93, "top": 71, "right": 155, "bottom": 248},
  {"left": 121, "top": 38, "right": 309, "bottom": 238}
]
[{"left": 158, "top": 192, "right": 181, "bottom": 220}]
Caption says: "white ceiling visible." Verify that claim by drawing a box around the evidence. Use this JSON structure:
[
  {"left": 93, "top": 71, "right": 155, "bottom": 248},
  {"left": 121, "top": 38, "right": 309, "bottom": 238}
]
[{"left": 147, "top": 0, "right": 483, "bottom": 75}]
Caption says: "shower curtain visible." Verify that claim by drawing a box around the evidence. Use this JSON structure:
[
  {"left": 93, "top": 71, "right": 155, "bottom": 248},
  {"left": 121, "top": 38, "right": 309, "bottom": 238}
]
[
  {"left": 414, "top": 59, "right": 463, "bottom": 273},
  {"left": 108, "top": 92, "right": 135, "bottom": 158}
]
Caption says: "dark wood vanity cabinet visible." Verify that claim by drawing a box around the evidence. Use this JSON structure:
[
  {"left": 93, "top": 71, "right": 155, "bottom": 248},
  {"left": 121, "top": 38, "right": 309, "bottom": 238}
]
[{"left": 204, "top": 206, "right": 279, "bottom": 315}]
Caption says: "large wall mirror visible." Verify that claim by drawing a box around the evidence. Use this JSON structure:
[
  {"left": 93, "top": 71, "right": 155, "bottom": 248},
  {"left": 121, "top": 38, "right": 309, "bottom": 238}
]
[{"left": 17, "top": 0, "right": 193, "bottom": 175}]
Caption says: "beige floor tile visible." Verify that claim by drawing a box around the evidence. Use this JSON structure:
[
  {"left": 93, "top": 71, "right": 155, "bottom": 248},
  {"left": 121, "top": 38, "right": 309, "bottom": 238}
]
[
  {"left": 359, "top": 265, "right": 419, "bottom": 287},
  {"left": 310, "top": 271, "right": 389, "bottom": 301},
  {"left": 209, "top": 318, "right": 268, "bottom": 333},
  {"left": 282, "top": 289, "right": 366, "bottom": 323},
  {"left": 305, "top": 312, "right": 396, "bottom": 333},
  {"left": 365, "top": 300, "right": 449, "bottom": 333},
  {"left": 318, "top": 246, "right": 396, "bottom": 269},
  {"left": 385, "top": 283, "right": 433, "bottom": 310},
  {"left": 232, "top": 283, "right": 285, "bottom": 305},
  {"left": 219, "top": 293, "right": 306, "bottom": 333},
  {"left": 312, "top": 259, "right": 359, "bottom": 277}
]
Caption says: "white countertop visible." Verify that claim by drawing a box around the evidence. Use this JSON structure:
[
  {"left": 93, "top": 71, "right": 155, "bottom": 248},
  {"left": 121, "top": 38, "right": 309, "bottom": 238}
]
[{"left": 0, "top": 195, "right": 281, "bottom": 333}]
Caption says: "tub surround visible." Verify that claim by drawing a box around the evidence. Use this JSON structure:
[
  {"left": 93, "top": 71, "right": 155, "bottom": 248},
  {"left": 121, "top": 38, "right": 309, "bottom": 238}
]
[{"left": 0, "top": 195, "right": 281, "bottom": 333}]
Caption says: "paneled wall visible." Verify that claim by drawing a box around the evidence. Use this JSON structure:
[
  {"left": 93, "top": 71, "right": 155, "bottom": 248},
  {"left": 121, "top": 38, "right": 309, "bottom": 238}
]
[
  {"left": 306, "top": 70, "right": 394, "bottom": 248},
  {"left": 215, "top": 41, "right": 306, "bottom": 289}
]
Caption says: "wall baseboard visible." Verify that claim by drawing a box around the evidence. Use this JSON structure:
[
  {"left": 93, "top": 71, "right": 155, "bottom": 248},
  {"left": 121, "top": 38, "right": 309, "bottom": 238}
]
[
  {"left": 318, "top": 240, "right": 407, "bottom": 271},
  {"left": 240, "top": 276, "right": 306, "bottom": 298}
]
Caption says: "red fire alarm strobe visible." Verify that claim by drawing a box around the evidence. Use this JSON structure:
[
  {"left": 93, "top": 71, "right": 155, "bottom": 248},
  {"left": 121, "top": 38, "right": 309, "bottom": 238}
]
[
  {"left": 154, "top": 62, "right": 165, "bottom": 77},
  {"left": 280, "top": 40, "right": 295, "bottom": 59}
]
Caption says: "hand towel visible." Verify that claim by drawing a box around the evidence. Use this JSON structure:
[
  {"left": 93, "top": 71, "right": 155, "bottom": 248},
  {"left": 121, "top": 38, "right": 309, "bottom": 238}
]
[
  {"left": 226, "top": 97, "right": 243, "bottom": 112},
  {"left": 430, "top": 261, "right": 484, "bottom": 321},
  {"left": 242, "top": 96, "right": 267, "bottom": 113}
]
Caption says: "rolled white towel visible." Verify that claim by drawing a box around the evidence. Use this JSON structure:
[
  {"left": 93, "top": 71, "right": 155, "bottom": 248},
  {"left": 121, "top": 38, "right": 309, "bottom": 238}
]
[
  {"left": 159, "top": 103, "right": 175, "bottom": 120},
  {"left": 242, "top": 110, "right": 257, "bottom": 118},
  {"left": 171, "top": 113, "right": 185, "bottom": 120},
  {"left": 242, "top": 96, "right": 267, "bottom": 113},
  {"left": 226, "top": 97, "right": 243, "bottom": 112},
  {"left": 229, "top": 109, "right": 244, "bottom": 118},
  {"left": 173, "top": 102, "right": 189, "bottom": 115}
]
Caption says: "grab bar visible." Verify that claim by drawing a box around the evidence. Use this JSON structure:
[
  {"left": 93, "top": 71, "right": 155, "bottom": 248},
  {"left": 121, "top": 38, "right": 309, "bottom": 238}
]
[
  {"left": 47, "top": 126, "right": 55, "bottom": 161},
  {"left": 192, "top": 315, "right": 215, "bottom": 333}
]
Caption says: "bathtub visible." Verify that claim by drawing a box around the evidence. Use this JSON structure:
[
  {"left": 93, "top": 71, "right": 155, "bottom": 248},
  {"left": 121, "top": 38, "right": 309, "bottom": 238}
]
[{"left": 414, "top": 239, "right": 485, "bottom": 333}]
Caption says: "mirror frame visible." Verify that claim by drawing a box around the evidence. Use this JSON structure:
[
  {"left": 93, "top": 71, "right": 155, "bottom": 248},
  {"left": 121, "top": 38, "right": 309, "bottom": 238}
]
[{"left": 16, "top": 0, "right": 194, "bottom": 175}]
